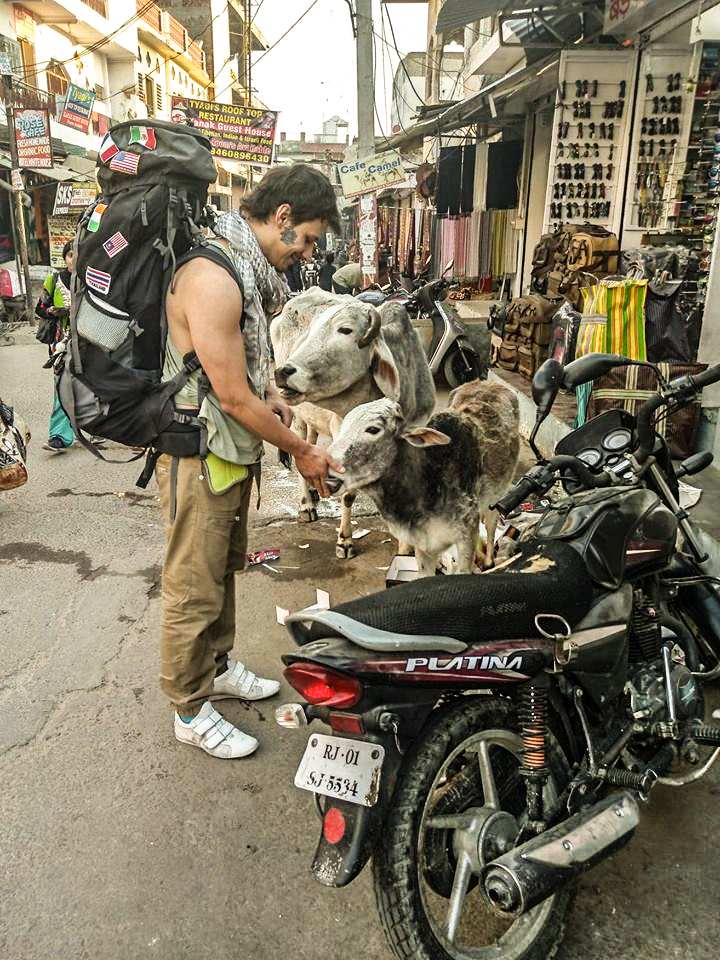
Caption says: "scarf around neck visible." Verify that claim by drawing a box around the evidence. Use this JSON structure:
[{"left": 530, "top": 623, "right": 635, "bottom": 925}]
[{"left": 213, "top": 212, "right": 289, "bottom": 395}]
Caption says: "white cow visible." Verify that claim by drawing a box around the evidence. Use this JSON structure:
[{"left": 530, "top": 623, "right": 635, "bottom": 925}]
[
  {"left": 271, "top": 288, "right": 435, "bottom": 558},
  {"left": 324, "top": 380, "right": 520, "bottom": 576}
]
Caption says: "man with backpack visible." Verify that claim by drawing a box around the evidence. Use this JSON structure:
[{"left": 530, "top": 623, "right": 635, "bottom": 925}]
[{"left": 157, "top": 163, "right": 344, "bottom": 759}]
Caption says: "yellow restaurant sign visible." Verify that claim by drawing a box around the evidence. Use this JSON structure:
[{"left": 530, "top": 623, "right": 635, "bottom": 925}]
[{"left": 337, "top": 152, "right": 406, "bottom": 198}]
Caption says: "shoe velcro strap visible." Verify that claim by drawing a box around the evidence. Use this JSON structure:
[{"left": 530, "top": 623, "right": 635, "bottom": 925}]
[
  {"left": 193, "top": 712, "right": 222, "bottom": 737},
  {"left": 203, "top": 727, "right": 227, "bottom": 750}
]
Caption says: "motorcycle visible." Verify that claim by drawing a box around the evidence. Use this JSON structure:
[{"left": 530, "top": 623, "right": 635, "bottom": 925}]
[
  {"left": 275, "top": 351, "right": 720, "bottom": 960},
  {"left": 357, "top": 260, "right": 485, "bottom": 388}
]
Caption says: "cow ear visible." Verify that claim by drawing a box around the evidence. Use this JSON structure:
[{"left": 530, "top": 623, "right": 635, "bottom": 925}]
[
  {"left": 401, "top": 426, "right": 451, "bottom": 448},
  {"left": 371, "top": 338, "right": 401, "bottom": 401}
]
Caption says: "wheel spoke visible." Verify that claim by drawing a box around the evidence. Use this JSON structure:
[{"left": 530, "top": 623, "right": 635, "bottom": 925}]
[
  {"left": 426, "top": 813, "right": 475, "bottom": 830},
  {"left": 446, "top": 851, "right": 472, "bottom": 943},
  {"left": 477, "top": 739, "right": 500, "bottom": 808}
]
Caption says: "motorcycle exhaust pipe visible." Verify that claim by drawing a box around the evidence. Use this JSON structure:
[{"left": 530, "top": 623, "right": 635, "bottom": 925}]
[{"left": 481, "top": 791, "right": 639, "bottom": 918}]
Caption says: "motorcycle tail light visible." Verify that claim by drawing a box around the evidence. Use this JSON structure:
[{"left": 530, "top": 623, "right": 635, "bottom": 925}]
[
  {"left": 323, "top": 807, "right": 346, "bottom": 844},
  {"left": 283, "top": 663, "right": 362, "bottom": 708},
  {"left": 329, "top": 712, "right": 365, "bottom": 734}
]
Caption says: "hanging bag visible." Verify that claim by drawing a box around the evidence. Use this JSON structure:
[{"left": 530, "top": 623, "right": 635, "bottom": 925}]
[
  {"left": 0, "top": 400, "right": 29, "bottom": 491},
  {"left": 574, "top": 278, "right": 608, "bottom": 426}
]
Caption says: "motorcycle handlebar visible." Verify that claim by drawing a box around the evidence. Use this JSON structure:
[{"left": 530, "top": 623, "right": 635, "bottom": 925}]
[
  {"left": 669, "top": 362, "right": 720, "bottom": 395},
  {"left": 492, "top": 456, "right": 611, "bottom": 516},
  {"left": 634, "top": 362, "right": 720, "bottom": 464},
  {"left": 495, "top": 363, "right": 720, "bottom": 516},
  {"left": 491, "top": 473, "right": 545, "bottom": 515}
]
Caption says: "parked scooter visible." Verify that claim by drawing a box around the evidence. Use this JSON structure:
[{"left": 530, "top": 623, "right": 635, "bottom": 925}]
[
  {"left": 357, "top": 260, "right": 485, "bottom": 388},
  {"left": 275, "top": 352, "right": 720, "bottom": 960}
]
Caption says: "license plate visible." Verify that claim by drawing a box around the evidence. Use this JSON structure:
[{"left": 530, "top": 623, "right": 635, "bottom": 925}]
[{"left": 294, "top": 734, "right": 385, "bottom": 807}]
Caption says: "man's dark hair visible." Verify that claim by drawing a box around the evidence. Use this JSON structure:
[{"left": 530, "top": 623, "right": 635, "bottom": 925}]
[
  {"left": 62, "top": 241, "right": 73, "bottom": 258},
  {"left": 240, "top": 163, "right": 341, "bottom": 233},
  {"left": 325, "top": 250, "right": 335, "bottom": 264}
]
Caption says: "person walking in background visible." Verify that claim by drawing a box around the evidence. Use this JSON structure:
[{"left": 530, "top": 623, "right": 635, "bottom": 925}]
[
  {"left": 37, "top": 242, "right": 74, "bottom": 453},
  {"left": 331, "top": 260, "right": 362, "bottom": 295},
  {"left": 318, "top": 250, "right": 336, "bottom": 291},
  {"left": 284, "top": 258, "right": 303, "bottom": 292}
]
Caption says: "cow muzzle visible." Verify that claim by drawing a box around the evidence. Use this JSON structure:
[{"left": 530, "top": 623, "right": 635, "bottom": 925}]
[
  {"left": 325, "top": 474, "right": 344, "bottom": 494},
  {"left": 274, "top": 364, "right": 305, "bottom": 402}
]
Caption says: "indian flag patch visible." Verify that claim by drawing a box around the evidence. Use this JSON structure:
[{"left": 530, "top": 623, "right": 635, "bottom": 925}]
[
  {"left": 87, "top": 203, "right": 107, "bottom": 233},
  {"left": 128, "top": 126, "right": 157, "bottom": 149}
]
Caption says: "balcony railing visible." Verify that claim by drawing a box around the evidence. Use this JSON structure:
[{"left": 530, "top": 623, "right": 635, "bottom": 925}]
[
  {"left": 82, "top": 0, "right": 108, "bottom": 16},
  {"left": 136, "top": 0, "right": 207, "bottom": 73},
  {"left": 0, "top": 77, "right": 55, "bottom": 113},
  {"left": 137, "top": 0, "right": 162, "bottom": 31}
]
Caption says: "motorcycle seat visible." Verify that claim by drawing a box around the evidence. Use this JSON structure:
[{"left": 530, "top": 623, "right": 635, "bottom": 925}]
[{"left": 291, "top": 541, "right": 594, "bottom": 649}]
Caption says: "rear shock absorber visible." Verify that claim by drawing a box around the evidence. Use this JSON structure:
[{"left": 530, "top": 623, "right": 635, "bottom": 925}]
[
  {"left": 629, "top": 588, "right": 661, "bottom": 661},
  {"left": 520, "top": 679, "right": 549, "bottom": 823}
]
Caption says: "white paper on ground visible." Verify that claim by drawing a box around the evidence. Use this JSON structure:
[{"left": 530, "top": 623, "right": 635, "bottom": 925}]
[{"left": 679, "top": 480, "right": 702, "bottom": 509}]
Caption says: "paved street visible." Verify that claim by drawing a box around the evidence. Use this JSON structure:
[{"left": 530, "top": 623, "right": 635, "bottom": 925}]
[{"left": 2, "top": 328, "right": 720, "bottom": 960}]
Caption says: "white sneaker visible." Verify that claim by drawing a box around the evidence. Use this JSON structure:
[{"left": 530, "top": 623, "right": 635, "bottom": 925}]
[
  {"left": 212, "top": 659, "right": 280, "bottom": 701},
  {"left": 174, "top": 701, "right": 258, "bottom": 758}
]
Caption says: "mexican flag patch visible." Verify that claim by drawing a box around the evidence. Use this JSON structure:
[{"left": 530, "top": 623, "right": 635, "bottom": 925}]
[{"left": 127, "top": 126, "right": 157, "bottom": 149}]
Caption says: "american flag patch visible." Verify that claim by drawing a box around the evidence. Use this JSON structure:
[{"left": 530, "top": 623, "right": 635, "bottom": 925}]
[
  {"left": 86, "top": 266, "right": 112, "bottom": 296},
  {"left": 108, "top": 151, "right": 140, "bottom": 175},
  {"left": 102, "top": 231, "right": 129, "bottom": 259}
]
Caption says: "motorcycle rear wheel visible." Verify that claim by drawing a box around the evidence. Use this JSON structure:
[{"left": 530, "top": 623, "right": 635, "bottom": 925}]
[
  {"left": 443, "top": 345, "right": 483, "bottom": 389},
  {"left": 373, "top": 696, "right": 574, "bottom": 960}
]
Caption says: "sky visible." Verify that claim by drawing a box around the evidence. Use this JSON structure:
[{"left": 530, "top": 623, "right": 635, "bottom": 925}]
[{"left": 250, "top": 1, "right": 429, "bottom": 140}]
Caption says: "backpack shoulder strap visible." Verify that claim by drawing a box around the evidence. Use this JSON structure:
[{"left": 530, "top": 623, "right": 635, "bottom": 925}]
[{"left": 175, "top": 239, "right": 244, "bottom": 293}]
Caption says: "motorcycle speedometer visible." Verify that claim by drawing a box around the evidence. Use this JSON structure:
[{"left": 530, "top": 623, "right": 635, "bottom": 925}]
[
  {"left": 602, "top": 428, "right": 632, "bottom": 452},
  {"left": 576, "top": 448, "right": 602, "bottom": 467}
]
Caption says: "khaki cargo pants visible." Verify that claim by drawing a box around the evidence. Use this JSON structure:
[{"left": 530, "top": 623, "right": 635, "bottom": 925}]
[{"left": 155, "top": 454, "right": 253, "bottom": 715}]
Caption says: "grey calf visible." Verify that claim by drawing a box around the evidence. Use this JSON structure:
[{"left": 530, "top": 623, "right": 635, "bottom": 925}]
[{"left": 325, "top": 380, "right": 520, "bottom": 576}]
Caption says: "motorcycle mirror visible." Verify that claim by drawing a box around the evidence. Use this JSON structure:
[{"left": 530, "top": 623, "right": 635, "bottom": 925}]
[
  {"left": 563, "top": 353, "right": 638, "bottom": 389},
  {"left": 442, "top": 259, "right": 454, "bottom": 277},
  {"left": 528, "top": 359, "right": 564, "bottom": 458}
]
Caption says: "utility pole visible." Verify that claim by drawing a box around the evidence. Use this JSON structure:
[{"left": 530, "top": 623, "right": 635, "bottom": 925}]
[
  {"left": 243, "top": 0, "right": 254, "bottom": 189},
  {"left": 355, "top": 0, "right": 377, "bottom": 288},
  {"left": 1, "top": 77, "right": 33, "bottom": 319}
]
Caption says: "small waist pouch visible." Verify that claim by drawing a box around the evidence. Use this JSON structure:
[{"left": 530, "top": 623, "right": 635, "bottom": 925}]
[{"left": 202, "top": 450, "right": 249, "bottom": 495}]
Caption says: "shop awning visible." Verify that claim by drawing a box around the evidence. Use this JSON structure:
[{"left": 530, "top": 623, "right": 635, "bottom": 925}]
[
  {"left": 376, "top": 50, "right": 559, "bottom": 152},
  {"left": 436, "top": 1, "right": 605, "bottom": 39}
]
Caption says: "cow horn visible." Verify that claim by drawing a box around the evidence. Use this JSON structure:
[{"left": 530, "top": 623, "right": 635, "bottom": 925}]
[{"left": 358, "top": 307, "right": 382, "bottom": 348}]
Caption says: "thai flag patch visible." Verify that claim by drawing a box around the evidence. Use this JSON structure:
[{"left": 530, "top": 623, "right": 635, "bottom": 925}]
[
  {"left": 108, "top": 151, "right": 140, "bottom": 175},
  {"left": 102, "top": 231, "right": 129, "bottom": 259},
  {"left": 86, "top": 266, "right": 112, "bottom": 296}
]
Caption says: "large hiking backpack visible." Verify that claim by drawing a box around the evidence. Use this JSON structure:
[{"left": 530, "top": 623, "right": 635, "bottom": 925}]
[{"left": 58, "top": 118, "right": 239, "bottom": 467}]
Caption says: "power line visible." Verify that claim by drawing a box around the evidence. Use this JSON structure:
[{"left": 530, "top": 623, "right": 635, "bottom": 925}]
[
  {"left": 22, "top": 2, "right": 157, "bottom": 85},
  {"left": 250, "top": 0, "right": 266, "bottom": 27},
  {"left": 212, "top": 0, "right": 321, "bottom": 102},
  {"left": 382, "top": 4, "right": 426, "bottom": 107},
  {"left": 100, "top": 3, "right": 231, "bottom": 109}
]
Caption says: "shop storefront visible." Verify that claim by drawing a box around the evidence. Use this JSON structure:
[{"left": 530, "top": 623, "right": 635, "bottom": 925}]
[{"left": 372, "top": 1, "right": 720, "bottom": 455}]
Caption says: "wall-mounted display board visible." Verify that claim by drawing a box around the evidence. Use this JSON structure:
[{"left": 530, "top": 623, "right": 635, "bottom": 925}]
[
  {"left": 543, "top": 48, "right": 637, "bottom": 236},
  {"left": 621, "top": 48, "right": 694, "bottom": 240}
]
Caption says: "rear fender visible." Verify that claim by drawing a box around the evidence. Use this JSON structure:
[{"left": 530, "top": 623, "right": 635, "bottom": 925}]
[{"left": 310, "top": 733, "right": 404, "bottom": 887}]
